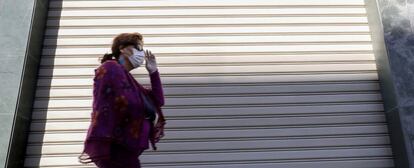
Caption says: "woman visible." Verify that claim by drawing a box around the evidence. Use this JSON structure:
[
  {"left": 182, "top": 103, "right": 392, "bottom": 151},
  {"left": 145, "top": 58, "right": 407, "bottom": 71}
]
[{"left": 78, "top": 32, "right": 166, "bottom": 168}]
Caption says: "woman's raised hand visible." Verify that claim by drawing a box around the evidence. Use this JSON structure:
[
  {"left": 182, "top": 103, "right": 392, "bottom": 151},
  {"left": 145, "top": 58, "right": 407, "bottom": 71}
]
[{"left": 145, "top": 49, "right": 158, "bottom": 74}]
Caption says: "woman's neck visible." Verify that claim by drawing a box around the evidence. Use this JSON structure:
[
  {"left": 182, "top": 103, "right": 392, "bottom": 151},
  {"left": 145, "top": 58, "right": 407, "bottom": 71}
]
[{"left": 116, "top": 55, "right": 134, "bottom": 72}]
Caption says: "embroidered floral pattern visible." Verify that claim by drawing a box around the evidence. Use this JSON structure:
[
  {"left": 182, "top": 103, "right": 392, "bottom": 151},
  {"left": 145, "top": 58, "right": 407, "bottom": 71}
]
[
  {"left": 102, "top": 84, "right": 116, "bottom": 99},
  {"left": 91, "top": 110, "right": 99, "bottom": 127},
  {"left": 95, "top": 66, "right": 107, "bottom": 80},
  {"left": 114, "top": 95, "right": 128, "bottom": 112},
  {"left": 130, "top": 119, "right": 143, "bottom": 139},
  {"left": 120, "top": 80, "right": 132, "bottom": 91}
]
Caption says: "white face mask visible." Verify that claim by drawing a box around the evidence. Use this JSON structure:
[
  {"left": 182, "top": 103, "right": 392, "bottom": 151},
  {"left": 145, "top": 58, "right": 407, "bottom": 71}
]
[
  {"left": 128, "top": 47, "right": 145, "bottom": 68},
  {"left": 119, "top": 47, "right": 145, "bottom": 68}
]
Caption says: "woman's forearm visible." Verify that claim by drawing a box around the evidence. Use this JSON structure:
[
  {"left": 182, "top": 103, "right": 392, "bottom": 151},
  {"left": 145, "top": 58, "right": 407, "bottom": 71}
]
[{"left": 149, "top": 70, "right": 165, "bottom": 106}]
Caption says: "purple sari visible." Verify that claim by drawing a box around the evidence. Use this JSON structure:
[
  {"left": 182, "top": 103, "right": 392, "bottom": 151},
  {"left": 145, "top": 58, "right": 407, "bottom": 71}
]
[{"left": 79, "top": 60, "right": 166, "bottom": 167}]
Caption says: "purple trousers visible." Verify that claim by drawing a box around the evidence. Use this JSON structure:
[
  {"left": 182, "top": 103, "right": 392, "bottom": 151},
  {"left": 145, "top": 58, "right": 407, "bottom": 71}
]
[
  {"left": 94, "top": 142, "right": 145, "bottom": 168},
  {"left": 94, "top": 119, "right": 151, "bottom": 168}
]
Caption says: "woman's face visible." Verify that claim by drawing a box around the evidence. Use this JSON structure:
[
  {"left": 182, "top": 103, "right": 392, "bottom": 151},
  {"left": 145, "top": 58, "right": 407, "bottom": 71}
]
[
  {"left": 118, "top": 45, "right": 134, "bottom": 70},
  {"left": 119, "top": 44, "right": 144, "bottom": 71}
]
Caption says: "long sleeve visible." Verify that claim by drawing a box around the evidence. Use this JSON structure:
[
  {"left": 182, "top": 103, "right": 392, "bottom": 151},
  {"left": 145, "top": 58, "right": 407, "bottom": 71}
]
[
  {"left": 147, "top": 70, "right": 165, "bottom": 107},
  {"left": 143, "top": 70, "right": 166, "bottom": 151}
]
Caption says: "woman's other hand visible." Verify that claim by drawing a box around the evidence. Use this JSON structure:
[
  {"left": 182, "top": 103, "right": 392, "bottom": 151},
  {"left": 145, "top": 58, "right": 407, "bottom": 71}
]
[{"left": 145, "top": 49, "right": 158, "bottom": 74}]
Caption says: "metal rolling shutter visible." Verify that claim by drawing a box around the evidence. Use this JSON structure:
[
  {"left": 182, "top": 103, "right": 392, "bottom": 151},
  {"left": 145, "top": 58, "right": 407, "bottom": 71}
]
[{"left": 25, "top": 0, "right": 395, "bottom": 167}]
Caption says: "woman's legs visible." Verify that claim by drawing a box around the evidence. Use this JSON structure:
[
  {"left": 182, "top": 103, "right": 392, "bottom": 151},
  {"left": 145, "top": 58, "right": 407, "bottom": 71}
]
[
  {"left": 94, "top": 158, "right": 122, "bottom": 168},
  {"left": 94, "top": 143, "right": 144, "bottom": 168}
]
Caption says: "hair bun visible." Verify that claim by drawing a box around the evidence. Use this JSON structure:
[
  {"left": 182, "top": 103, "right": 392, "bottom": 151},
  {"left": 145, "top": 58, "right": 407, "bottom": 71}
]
[{"left": 100, "top": 53, "right": 115, "bottom": 64}]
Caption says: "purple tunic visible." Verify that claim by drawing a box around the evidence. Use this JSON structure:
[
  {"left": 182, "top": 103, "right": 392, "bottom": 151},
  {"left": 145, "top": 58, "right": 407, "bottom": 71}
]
[{"left": 79, "top": 60, "right": 166, "bottom": 165}]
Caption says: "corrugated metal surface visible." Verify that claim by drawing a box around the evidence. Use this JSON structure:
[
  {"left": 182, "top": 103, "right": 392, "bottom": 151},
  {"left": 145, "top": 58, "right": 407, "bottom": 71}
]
[{"left": 24, "top": 0, "right": 395, "bottom": 167}]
